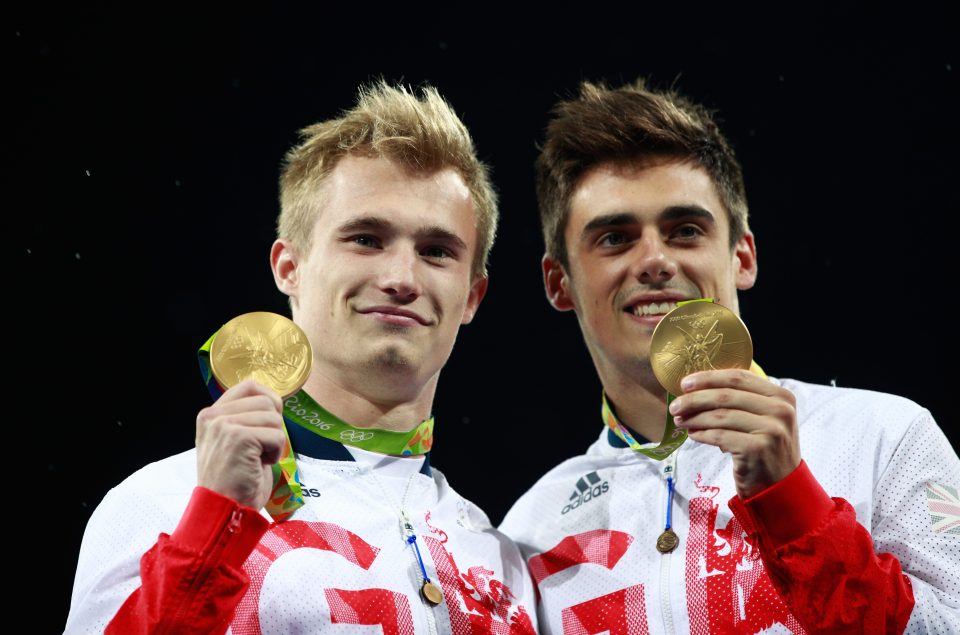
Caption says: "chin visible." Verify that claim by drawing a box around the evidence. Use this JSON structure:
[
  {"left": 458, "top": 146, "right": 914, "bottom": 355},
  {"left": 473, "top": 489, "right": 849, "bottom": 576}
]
[
  {"left": 365, "top": 344, "right": 424, "bottom": 372},
  {"left": 379, "top": 349, "right": 413, "bottom": 369}
]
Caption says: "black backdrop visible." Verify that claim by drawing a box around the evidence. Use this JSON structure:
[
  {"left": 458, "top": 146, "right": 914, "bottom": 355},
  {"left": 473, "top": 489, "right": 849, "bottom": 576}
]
[{"left": 12, "top": 2, "right": 955, "bottom": 631}]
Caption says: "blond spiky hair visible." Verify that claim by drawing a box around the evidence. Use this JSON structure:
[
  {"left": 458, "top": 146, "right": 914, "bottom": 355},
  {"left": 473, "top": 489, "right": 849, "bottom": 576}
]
[{"left": 278, "top": 81, "right": 497, "bottom": 277}]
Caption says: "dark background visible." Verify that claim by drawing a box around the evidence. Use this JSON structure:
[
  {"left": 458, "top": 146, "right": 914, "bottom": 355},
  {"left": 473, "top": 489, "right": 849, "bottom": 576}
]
[{"left": 11, "top": 2, "right": 955, "bottom": 631}]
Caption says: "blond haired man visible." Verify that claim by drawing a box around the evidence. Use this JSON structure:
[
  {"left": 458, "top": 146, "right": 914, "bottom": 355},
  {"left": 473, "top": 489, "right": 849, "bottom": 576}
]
[{"left": 66, "top": 82, "right": 536, "bottom": 634}]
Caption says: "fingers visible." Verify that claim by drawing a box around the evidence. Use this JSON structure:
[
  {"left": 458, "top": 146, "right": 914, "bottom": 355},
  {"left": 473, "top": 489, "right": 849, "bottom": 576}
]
[
  {"left": 669, "top": 387, "right": 795, "bottom": 430},
  {"left": 668, "top": 367, "right": 797, "bottom": 454},
  {"left": 671, "top": 370, "right": 794, "bottom": 422},
  {"left": 672, "top": 368, "right": 801, "bottom": 498},
  {"left": 198, "top": 396, "right": 285, "bottom": 428},
  {"left": 685, "top": 426, "right": 792, "bottom": 457},
  {"left": 679, "top": 368, "right": 784, "bottom": 397},
  {"left": 196, "top": 380, "right": 284, "bottom": 439},
  {"left": 217, "top": 379, "right": 284, "bottom": 412},
  {"left": 246, "top": 426, "right": 287, "bottom": 464},
  {"left": 194, "top": 379, "right": 288, "bottom": 509}
]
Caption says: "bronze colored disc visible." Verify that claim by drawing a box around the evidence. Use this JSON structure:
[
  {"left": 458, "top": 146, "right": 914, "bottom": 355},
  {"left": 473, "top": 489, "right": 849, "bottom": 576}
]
[
  {"left": 650, "top": 301, "right": 753, "bottom": 396},
  {"left": 421, "top": 581, "right": 443, "bottom": 606},
  {"left": 210, "top": 312, "right": 312, "bottom": 398},
  {"left": 656, "top": 528, "right": 679, "bottom": 553}
]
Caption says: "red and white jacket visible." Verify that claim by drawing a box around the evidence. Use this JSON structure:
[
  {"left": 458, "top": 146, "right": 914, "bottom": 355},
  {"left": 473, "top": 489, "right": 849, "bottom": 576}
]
[
  {"left": 500, "top": 378, "right": 960, "bottom": 634},
  {"left": 66, "top": 441, "right": 537, "bottom": 634}
]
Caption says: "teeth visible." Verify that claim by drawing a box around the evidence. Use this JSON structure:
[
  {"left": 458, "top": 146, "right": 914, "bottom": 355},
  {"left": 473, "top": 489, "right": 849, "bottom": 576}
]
[{"left": 632, "top": 301, "right": 678, "bottom": 316}]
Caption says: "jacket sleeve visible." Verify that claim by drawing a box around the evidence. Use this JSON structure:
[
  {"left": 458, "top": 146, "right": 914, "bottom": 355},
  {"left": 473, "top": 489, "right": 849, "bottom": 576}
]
[
  {"left": 730, "top": 461, "right": 914, "bottom": 633},
  {"left": 66, "top": 486, "right": 269, "bottom": 635},
  {"left": 107, "top": 487, "right": 269, "bottom": 634},
  {"left": 729, "top": 411, "right": 960, "bottom": 634}
]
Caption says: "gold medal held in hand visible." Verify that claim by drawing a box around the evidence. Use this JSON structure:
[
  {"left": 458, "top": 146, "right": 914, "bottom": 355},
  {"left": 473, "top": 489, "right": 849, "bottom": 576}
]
[
  {"left": 209, "top": 312, "right": 312, "bottom": 398},
  {"left": 650, "top": 300, "right": 753, "bottom": 396}
]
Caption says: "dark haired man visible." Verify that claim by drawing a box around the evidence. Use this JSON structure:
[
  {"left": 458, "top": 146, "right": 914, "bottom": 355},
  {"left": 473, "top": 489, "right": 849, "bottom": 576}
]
[{"left": 501, "top": 80, "right": 959, "bottom": 634}]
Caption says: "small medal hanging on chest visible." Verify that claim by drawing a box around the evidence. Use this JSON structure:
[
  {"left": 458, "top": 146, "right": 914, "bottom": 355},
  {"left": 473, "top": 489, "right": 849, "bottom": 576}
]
[
  {"left": 421, "top": 581, "right": 443, "bottom": 605},
  {"left": 656, "top": 528, "right": 679, "bottom": 553},
  {"left": 657, "top": 460, "right": 679, "bottom": 554},
  {"left": 402, "top": 511, "right": 444, "bottom": 607}
]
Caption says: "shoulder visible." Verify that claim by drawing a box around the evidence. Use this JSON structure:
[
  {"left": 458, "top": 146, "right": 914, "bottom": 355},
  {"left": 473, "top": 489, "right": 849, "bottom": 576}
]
[
  {"left": 75, "top": 449, "right": 198, "bottom": 576},
  {"left": 111, "top": 448, "right": 198, "bottom": 496},
  {"left": 91, "top": 448, "right": 198, "bottom": 528},
  {"left": 69, "top": 450, "right": 200, "bottom": 632},
  {"left": 773, "top": 377, "right": 946, "bottom": 491},
  {"left": 775, "top": 377, "right": 929, "bottom": 437}
]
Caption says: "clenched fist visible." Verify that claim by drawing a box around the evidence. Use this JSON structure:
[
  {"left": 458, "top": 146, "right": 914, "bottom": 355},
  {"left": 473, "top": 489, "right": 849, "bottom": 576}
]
[{"left": 196, "top": 380, "right": 287, "bottom": 510}]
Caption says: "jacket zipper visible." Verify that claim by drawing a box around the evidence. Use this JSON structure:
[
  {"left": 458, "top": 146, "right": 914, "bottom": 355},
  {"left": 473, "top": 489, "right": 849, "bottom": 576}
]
[
  {"left": 163, "top": 507, "right": 244, "bottom": 633},
  {"left": 659, "top": 453, "right": 678, "bottom": 635}
]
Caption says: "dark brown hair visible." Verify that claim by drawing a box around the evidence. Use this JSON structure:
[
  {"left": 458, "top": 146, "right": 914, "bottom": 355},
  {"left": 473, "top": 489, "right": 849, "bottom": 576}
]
[{"left": 536, "top": 79, "right": 749, "bottom": 266}]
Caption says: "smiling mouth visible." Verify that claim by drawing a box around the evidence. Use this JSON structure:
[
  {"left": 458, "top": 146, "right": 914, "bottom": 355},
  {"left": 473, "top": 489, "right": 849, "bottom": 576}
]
[
  {"left": 627, "top": 301, "right": 679, "bottom": 317},
  {"left": 358, "top": 306, "right": 431, "bottom": 326}
]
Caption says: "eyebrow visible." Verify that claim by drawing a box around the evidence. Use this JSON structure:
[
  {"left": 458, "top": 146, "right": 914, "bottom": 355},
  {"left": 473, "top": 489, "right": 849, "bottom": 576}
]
[
  {"left": 580, "top": 205, "right": 717, "bottom": 238},
  {"left": 337, "top": 216, "right": 467, "bottom": 251},
  {"left": 417, "top": 225, "right": 468, "bottom": 251},
  {"left": 337, "top": 216, "right": 392, "bottom": 234}
]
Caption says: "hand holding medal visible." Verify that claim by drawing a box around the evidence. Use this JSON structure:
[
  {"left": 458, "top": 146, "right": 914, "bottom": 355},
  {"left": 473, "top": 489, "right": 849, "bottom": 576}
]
[
  {"left": 604, "top": 299, "right": 754, "bottom": 466},
  {"left": 656, "top": 299, "right": 801, "bottom": 503},
  {"left": 197, "top": 312, "right": 312, "bottom": 521}
]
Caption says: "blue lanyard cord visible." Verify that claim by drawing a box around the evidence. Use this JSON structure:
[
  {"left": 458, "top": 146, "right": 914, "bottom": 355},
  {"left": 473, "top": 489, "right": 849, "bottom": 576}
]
[
  {"left": 407, "top": 534, "right": 432, "bottom": 583},
  {"left": 665, "top": 476, "right": 675, "bottom": 531}
]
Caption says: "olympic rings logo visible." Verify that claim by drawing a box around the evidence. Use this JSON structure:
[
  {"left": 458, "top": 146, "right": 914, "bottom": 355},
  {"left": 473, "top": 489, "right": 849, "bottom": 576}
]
[{"left": 340, "top": 430, "right": 375, "bottom": 442}]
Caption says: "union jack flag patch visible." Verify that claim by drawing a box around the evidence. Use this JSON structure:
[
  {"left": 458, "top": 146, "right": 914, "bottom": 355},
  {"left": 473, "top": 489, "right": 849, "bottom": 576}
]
[{"left": 925, "top": 482, "right": 960, "bottom": 535}]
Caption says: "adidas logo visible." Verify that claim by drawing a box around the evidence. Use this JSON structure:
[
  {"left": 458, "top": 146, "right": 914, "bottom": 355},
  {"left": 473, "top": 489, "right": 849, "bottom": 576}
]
[{"left": 561, "top": 471, "right": 610, "bottom": 515}]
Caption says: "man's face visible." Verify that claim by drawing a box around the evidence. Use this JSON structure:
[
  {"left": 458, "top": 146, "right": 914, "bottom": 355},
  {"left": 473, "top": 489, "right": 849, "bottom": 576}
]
[
  {"left": 272, "top": 155, "right": 486, "bottom": 394},
  {"left": 543, "top": 159, "right": 757, "bottom": 379}
]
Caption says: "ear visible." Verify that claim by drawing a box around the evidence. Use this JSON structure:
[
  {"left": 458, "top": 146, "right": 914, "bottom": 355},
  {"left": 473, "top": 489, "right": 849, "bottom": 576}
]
[
  {"left": 543, "top": 254, "right": 576, "bottom": 311},
  {"left": 460, "top": 275, "right": 489, "bottom": 324},
  {"left": 270, "top": 239, "right": 301, "bottom": 304},
  {"left": 733, "top": 231, "right": 758, "bottom": 290}
]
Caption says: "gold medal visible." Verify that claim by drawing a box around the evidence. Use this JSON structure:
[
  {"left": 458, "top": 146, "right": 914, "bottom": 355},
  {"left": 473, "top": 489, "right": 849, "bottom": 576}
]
[
  {"left": 421, "top": 581, "right": 443, "bottom": 605},
  {"left": 650, "top": 301, "right": 753, "bottom": 396},
  {"left": 209, "top": 312, "right": 312, "bottom": 398},
  {"left": 656, "top": 528, "right": 679, "bottom": 553}
]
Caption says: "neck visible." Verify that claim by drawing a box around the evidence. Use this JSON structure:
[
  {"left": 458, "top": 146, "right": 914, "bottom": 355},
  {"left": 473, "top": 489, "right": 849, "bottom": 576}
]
[
  {"left": 301, "top": 366, "right": 437, "bottom": 433},
  {"left": 599, "top": 366, "right": 669, "bottom": 441}
]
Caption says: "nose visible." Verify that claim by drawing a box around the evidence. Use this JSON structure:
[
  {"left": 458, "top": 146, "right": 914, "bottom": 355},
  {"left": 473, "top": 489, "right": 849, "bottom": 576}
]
[
  {"left": 378, "top": 247, "right": 422, "bottom": 301},
  {"left": 631, "top": 234, "right": 678, "bottom": 284}
]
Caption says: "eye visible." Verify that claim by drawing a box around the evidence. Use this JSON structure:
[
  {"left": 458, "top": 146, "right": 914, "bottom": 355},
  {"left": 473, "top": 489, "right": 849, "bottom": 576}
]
[
  {"left": 671, "top": 224, "right": 704, "bottom": 240},
  {"left": 598, "top": 232, "right": 629, "bottom": 247},
  {"left": 421, "top": 246, "right": 454, "bottom": 260},
  {"left": 351, "top": 235, "right": 381, "bottom": 248}
]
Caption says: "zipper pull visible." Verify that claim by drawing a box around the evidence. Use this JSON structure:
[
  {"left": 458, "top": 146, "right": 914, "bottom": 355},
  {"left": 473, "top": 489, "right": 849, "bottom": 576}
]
[
  {"left": 400, "top": 509, "right": 414, "bottom": 537},
  {"left": 227, "top": 508, "right": 243, "bottom": 534},
  {"left": 657, "top": 453, "right": 679, "bottom": 554},
  {"left": 661, "top": 451, "right": 677, "bottom": 481}
]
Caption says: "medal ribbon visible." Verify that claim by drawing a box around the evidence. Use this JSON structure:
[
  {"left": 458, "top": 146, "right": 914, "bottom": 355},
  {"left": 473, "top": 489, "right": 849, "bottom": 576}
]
[
  {"left": 281, "top": 390, "right": 434, "bottom": 456},
  {"left": 602, "top": 299, "right": 767, "bottom": 460},
  {"left": 198, "top": 330, "right": 435, "bottom": 521}
]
